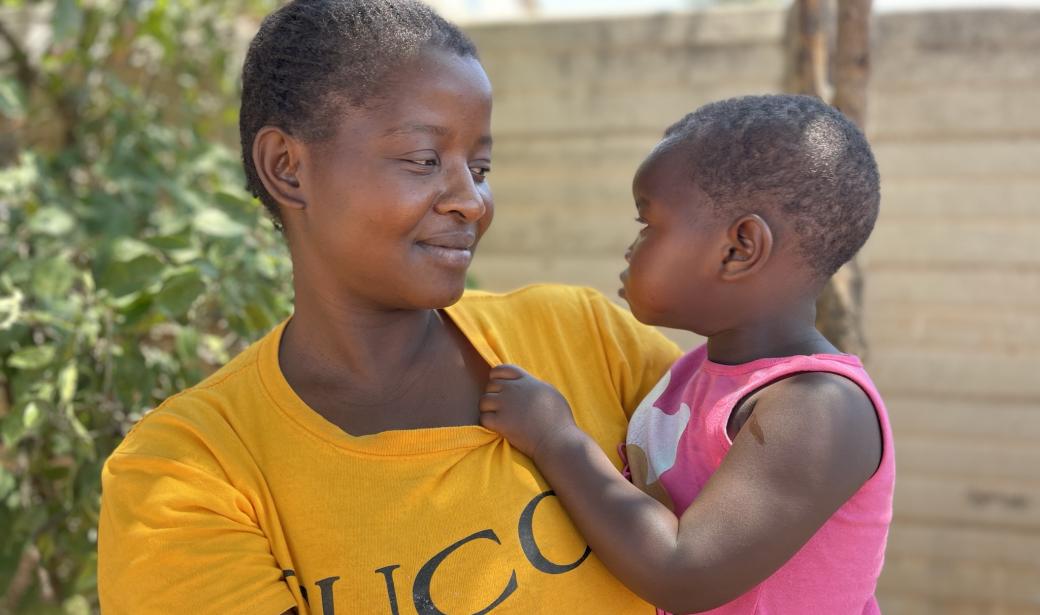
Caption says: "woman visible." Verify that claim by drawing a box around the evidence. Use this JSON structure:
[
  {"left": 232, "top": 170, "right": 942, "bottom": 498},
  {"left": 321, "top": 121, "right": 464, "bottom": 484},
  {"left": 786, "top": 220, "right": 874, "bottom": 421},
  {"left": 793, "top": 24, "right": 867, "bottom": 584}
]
[{"left": 97, "top": 1, "right": 679, "bottom": 612}]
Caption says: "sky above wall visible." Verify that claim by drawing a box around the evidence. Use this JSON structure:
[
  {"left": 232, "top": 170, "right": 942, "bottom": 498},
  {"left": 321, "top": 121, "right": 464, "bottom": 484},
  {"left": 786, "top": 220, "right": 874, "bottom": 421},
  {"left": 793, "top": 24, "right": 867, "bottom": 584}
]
[
  {"left": 539, "top": 0, "right": 1040, "bottom": 17},
  {"left": 444, "top": 0, "right": 1040, "bottom": 21}
]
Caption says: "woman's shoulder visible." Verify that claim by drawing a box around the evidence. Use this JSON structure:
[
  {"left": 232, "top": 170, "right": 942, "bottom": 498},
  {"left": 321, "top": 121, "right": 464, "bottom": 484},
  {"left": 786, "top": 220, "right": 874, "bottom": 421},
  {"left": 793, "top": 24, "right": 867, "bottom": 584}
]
[
  {"left": 457, "top": 282, "right": 604, "bottom": 303},
  {"left": 449, "top": 283, "right": 677, "bottom": 360},
  {"left": 451, "top": 283, "right": 613, "bottom": 322}
]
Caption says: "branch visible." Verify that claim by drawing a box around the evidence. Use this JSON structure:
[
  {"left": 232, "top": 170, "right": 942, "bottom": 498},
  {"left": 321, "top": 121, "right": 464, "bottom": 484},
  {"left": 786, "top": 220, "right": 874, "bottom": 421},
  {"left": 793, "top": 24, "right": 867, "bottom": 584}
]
[
  {"left": 0, "top": 16, "right": 36, "bottom": 91},
  {"left": 1, "top": 544, "right": 39, "bottom": 613},
  {"left": 0, "top": 13, "right": 82, "bottom": 151}
]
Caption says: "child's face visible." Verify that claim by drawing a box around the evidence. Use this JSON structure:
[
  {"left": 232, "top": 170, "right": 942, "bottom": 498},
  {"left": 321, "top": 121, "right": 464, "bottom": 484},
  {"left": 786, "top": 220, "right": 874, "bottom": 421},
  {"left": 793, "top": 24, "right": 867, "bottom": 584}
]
[
  {"left": 290, "top": 50, "right": 494, "bottom": 311},
  {"left": 620, "top": 144, "right": 725, "bottom": 331}
]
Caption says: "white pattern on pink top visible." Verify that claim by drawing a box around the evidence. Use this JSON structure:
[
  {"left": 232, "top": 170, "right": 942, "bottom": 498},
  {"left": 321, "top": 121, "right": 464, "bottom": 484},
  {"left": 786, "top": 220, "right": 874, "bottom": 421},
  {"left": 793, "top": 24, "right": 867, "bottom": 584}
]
[{"left": 624, "top": 345, "right": 895, "bottom": 615}]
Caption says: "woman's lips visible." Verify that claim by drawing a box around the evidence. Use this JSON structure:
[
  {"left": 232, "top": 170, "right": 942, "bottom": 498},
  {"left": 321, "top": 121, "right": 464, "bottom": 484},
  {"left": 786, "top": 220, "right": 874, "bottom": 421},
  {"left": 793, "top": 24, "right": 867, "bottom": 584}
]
[
  {"left": 416, "top": 230, "right": 477, "bottom": 268},
  {"left": 417, "top": 242, "right": 474, "bottom": 268}
]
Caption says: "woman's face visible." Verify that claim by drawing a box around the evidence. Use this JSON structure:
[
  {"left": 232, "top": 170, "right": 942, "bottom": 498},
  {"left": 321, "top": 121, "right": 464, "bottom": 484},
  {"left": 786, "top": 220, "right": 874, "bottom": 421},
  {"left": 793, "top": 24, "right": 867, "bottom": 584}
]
[{"left": 289, "top": 50, "right": 494, "bottom": 311}]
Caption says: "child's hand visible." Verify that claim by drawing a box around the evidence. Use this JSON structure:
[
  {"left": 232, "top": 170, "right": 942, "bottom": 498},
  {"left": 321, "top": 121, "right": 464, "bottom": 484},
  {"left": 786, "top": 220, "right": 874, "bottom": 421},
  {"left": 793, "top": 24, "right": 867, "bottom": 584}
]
[{"left": 479, "top": 364, "right": 580, "bottom": 461}]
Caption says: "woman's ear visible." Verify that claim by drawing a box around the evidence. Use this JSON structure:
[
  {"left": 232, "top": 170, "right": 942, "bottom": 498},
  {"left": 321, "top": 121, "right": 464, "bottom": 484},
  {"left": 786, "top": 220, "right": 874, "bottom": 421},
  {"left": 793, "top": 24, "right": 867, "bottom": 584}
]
[
  {"left": 253, "top": 126, "right": 307, "bottom": 213},
  {"left": 720, "top": 214, "right": 773, "bottom": 280}
]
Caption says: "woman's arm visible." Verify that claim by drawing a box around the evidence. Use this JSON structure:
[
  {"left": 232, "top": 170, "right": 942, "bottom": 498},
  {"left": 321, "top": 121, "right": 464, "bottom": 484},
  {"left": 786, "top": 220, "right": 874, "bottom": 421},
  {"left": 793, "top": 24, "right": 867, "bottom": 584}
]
[{"left": 479, "top": 366, "right": 881, "bottom": 613}]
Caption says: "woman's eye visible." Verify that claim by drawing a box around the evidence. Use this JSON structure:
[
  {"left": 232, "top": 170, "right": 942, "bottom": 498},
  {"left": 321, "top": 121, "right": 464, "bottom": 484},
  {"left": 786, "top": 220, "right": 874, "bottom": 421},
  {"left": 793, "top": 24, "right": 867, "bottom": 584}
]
[
  {"left": 409, "top": 159, "right": 438, "bottom": 167},
  {"left": 470, "top": 166, "right": 491, "bottom": 180}
]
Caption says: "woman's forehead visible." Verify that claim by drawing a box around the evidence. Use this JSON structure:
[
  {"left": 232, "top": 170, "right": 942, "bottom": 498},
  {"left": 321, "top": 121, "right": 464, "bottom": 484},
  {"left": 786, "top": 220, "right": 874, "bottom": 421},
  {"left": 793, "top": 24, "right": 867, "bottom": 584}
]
[{"left": 328, "top": 52, "right": 492, "bottom": 141}]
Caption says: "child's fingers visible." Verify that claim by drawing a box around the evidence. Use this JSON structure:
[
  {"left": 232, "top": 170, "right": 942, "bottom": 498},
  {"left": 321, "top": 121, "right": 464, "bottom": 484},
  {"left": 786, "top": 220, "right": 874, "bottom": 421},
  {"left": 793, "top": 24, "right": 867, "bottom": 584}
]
[
  {"left": 478, "top": 392, "right": 500, "bottom": 413},
  {"left": 478, "top": 410, "right": 499, "bottom": 431},
  {"left": 489, "top": 364, "right": 527, "bottom": 380}
]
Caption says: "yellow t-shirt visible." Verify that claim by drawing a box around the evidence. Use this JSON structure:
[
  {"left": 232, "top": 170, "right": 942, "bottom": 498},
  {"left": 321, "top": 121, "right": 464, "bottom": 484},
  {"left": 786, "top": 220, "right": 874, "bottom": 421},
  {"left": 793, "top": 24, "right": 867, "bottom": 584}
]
[{"left": 98, "top": 284, "right": 680, "bottom": 614}]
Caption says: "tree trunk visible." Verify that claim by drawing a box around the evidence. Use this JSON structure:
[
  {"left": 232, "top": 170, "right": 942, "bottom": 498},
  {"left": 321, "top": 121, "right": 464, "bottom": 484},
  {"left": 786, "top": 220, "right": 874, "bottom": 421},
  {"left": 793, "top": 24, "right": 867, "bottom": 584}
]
[
  {"left": 832, "top": 0, "right": 872, "bottom": 127},
  {"left": 816, "top": 0, "right": 873, "bottom": 358},
  {"left": 786, "top": 0, "right": 873, "bottom": 358},
  {"left": 786, "top": 0, "right": 830, "bottom": 99}
]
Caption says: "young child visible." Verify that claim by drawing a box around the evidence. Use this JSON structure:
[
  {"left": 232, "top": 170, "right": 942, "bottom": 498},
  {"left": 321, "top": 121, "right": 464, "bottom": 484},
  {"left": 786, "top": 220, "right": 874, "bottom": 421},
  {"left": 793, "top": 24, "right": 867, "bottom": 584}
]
[{"left": 479, "top": 94, "right": 893, "bottom": 614}]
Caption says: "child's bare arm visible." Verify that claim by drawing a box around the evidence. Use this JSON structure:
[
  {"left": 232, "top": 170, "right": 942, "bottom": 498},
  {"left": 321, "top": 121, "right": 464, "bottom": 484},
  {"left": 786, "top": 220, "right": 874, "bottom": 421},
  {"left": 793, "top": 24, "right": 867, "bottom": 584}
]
[{"left": 479, "top": 365, "right": 881, "bottom": 614}]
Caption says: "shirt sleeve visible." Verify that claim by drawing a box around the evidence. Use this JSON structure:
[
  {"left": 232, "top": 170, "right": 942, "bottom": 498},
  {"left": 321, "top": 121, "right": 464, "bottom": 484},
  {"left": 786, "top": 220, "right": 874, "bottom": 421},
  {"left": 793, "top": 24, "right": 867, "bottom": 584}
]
[
  {"left": 98, "top": 444, "right": 297, "bottom": 615},
  {"left": 582, "top": 289, "right": 682, "bottom": 417}
]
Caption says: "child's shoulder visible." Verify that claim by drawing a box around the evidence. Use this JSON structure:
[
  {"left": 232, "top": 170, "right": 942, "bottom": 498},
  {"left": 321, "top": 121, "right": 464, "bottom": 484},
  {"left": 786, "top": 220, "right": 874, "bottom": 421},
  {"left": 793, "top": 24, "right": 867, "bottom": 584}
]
[
  {"left": 761, "top": 370, "right": 875, "bottom": 416},
  {"left": 749, "top": 370, "right": 882, "bottom": 478}
]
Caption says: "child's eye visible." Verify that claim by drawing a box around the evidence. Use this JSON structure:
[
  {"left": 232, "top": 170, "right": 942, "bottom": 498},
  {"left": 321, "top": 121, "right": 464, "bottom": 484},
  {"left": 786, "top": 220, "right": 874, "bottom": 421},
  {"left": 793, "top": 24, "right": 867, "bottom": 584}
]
[
  {"left": 470, "top": 166, "right": 491, "bottom": 181},
  {"left": 634, "top": 216, "right": 648, "bottom": 225}
]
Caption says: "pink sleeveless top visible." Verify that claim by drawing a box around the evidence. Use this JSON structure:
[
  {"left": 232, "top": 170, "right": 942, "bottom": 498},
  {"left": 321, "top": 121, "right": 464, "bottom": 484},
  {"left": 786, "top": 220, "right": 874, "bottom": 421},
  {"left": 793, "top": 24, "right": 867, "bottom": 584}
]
[{"left": 624, "top": 345, "right": 894, "bottom": 615}]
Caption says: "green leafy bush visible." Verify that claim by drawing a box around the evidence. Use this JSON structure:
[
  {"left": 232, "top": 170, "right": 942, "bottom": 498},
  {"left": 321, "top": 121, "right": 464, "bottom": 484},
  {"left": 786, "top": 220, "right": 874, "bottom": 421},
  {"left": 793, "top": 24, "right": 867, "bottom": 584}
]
[{"left": 0, "top": 1, "right": 286, "bottom": 611}]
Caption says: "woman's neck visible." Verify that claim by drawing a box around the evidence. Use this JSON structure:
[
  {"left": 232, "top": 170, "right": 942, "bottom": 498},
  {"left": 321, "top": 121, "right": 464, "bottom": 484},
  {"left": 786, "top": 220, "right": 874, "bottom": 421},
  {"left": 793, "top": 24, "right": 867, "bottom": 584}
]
[{"left": 280, "top": 284, "right": 443, "bottom": 393}]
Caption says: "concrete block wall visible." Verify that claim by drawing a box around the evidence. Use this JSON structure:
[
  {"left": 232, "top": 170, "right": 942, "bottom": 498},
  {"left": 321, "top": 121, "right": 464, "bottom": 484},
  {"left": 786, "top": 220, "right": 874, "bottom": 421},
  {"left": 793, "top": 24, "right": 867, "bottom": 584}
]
[{"left": 465, "top": 8, "right": 1040, "bottom": 613}]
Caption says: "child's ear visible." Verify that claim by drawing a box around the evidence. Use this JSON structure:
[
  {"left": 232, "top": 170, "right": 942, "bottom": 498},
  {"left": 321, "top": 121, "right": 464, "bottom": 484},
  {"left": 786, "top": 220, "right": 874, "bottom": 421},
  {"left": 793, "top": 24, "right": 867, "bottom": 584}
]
[
  {"left": 253, "top": 126, "right": 307, "bottom": 214},
  {"left": 720, "top": 214, "right": 773, "bottom": 280}
]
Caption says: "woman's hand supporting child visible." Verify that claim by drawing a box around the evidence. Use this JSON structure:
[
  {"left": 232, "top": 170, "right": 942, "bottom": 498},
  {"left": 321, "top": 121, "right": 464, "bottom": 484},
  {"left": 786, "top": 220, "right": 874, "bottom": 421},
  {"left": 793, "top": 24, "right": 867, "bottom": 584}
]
[{"left": 480, "top": 363, "right": 880, "bottom": 614}]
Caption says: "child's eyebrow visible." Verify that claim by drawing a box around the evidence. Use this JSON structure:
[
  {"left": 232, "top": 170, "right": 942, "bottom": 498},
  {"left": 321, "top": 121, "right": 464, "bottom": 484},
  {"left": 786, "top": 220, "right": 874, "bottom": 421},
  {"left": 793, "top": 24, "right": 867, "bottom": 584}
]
[{"left": 635, "top": 197, "right": 648, "bottom": 211}]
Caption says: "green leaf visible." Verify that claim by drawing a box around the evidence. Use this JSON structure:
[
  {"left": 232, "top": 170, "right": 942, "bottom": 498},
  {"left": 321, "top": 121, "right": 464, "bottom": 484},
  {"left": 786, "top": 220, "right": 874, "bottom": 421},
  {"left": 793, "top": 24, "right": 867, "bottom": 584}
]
[
  {"left": 155, "top": 269, "right": 205, "bottom": 318},
  {"left": 145, "top": 231, "right": 192, "bottom": 251},
  {"left": 63, "top": 594, "right": 91, "bottom": 615},
  {"left": 0, "top": 77, "right": 26, "bottom": 120},
  {"left": 110, "top": 238, "right": 157, "bottom": 263},
  {"left": 194, "top": 207, "right": 246, "bottom": 238},
  {"left": 0, "top": 466, "right": 15, "bottom": 499},
  {"left": 58, "top": 363, "right": 78, "bottom": 405},
  {"left": 31, "top": 257, "right": 79, "bottom": 300},
  {"left": 0, "top": 288, "right": 23, "bottom": 329},
  {"left": 22, "top": 401, "right": 41, "bottom": 429},
  {"left": 8, "top": 345, "right": 56, "bottom": 370},
  {"left": 2, "top": 414, "right": 26, "bottom": 447},
  {"left": 52, "top": 0, "right": 85, "bottom": 42},
  {"left": 174, "top": 325, "right": 200, "bottom": 362},
  {"left": 99, "top": 254, "right": 165, "bottom": 298},
  {"left": 28, "top": 207, "right": 76, "bottom": 236},
  {"left": 0, "top": 152, "right": 38, "bottom": 195},
  {"left": 68, "top": 412, "right": 92, "bottom": 445},
  {"left": 214, "top": 190, "right": 261, "bottom": 225}
]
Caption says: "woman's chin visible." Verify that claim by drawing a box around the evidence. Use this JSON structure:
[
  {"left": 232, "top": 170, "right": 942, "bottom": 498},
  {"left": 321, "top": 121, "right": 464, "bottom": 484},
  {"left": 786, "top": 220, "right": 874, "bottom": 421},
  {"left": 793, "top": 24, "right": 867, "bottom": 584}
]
[{"left": 411, "top": 276, "right": 468, "bottom": 310}]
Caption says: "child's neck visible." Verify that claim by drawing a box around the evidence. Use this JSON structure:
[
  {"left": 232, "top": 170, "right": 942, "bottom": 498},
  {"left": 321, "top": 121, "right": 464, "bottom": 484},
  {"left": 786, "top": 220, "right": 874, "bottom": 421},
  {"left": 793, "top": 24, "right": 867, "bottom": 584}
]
[{"left": 704, "top": 312, "right": 839, "bottom": 366}]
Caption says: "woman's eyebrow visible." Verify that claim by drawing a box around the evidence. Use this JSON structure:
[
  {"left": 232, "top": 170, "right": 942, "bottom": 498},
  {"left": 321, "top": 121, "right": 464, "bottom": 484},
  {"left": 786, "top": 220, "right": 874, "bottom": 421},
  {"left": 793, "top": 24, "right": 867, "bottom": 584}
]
[
  {"left": 381, "top": 123, "right": 450, "bottom": 138},
  {"left": 381, "top": 123, "right": 493, "bottom": 147}
]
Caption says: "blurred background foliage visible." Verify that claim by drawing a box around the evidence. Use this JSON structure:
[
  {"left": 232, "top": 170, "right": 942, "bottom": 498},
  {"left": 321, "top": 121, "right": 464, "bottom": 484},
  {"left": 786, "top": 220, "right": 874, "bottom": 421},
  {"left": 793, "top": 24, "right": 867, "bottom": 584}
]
[{"left": 0, "top": 0, "right": 289, "bottom": 611}]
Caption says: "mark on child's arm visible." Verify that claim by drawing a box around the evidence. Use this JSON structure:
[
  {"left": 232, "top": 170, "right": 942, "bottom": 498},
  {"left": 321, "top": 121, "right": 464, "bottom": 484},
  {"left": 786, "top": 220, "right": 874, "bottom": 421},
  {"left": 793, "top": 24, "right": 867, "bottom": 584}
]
[{"left": 747, "top": 413, "right": 766, "bottom": 446}]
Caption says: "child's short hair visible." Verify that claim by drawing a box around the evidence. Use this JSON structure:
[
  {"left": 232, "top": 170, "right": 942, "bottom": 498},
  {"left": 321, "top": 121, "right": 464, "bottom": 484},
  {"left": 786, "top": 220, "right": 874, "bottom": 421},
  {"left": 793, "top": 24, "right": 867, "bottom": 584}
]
[
  {"left": 239, "top": 0, "right": 478, "bottom": 228},
  {"left": 663, "top": 94, "right": 880, "bottom": 278}
]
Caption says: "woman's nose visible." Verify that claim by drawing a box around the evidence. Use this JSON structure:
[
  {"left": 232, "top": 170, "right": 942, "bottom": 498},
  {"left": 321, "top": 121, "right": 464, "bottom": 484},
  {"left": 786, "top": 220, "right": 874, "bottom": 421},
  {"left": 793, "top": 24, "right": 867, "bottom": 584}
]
[{"left": 435, "top": 168, "right": 487, "bottom": 222}]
